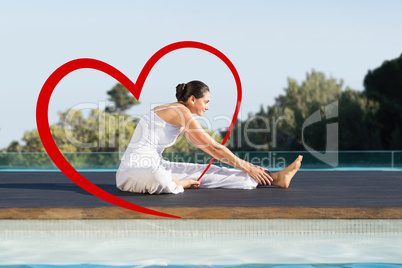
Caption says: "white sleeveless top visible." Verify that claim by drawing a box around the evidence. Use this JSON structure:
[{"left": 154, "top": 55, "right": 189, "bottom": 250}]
[{"left": 123, "top": 106, "right": 186, "bottom": 160}]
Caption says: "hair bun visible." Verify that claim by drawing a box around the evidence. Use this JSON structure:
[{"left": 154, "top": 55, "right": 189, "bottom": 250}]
[
  {"left": 175, "top": 80, "right": 209, "bottom": 102},
  {"left": 175, "top": 83, "right": 186, "bottom": 100}
]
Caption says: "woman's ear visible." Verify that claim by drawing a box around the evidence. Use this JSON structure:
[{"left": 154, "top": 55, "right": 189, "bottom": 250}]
[{"left": 190, "top": 95, "right": 196, "bottom": 104}]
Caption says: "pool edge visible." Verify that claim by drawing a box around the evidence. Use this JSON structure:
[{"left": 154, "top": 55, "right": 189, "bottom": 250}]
[{"left": 1, "top": 206, "right": 401, "bottom": 219}]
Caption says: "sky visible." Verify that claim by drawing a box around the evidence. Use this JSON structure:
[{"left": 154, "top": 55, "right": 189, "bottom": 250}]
[{"left": 1, "top": 0, "right": 402, "bottom": 149}]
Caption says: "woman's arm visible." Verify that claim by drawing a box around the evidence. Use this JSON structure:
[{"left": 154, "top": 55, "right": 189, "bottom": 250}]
[{"left": 182, "top": 112, "right": 273, "bottom": 185}]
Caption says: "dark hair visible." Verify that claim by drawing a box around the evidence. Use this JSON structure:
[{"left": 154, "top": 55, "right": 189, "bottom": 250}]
[{"left": 176, "top": 80, "right": 209, "bottom": 102}]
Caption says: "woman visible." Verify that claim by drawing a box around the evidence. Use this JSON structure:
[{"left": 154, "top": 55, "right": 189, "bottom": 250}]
[{"left": 116, "top": 80, "right": 302, "bottom": 194}]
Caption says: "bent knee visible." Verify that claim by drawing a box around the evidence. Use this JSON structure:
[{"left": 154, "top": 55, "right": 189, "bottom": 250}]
[{"left": 146, "top": 173, "right": 172, "bottom": 194}]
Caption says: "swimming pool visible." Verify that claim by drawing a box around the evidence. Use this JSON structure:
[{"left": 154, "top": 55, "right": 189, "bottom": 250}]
[
  {"left": 1, "top": 219, "right": 401, "bottom": 267},
  {"left": 1, "top": 151, "right": 401, "bottom": 267}
]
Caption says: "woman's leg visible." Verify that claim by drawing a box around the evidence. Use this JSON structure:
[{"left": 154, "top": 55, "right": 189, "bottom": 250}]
[
  {"left": 163, "top": 155, "right": 302, "bottom": 190},
  {"left": 163, "top": 160, "right": 258, "bottom": 189}
]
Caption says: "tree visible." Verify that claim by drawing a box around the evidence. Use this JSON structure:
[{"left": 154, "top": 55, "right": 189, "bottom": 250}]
[
  {"left": 52, "top": 109, "right": 137, "bottom": 152},
  {"left": 225, "top": 70, "right": 374, "bottom": 151},
  {"left": 338, "top": 89, "right": 380, "bottom": 150},
  {"left": 105, "top": 83, "right": 140, "bottom": 114},
  {"left": 267, "top": 70, "right": 343, "bottom": 151},
  {"left": 363, "top": 53, "right": 402, "bottom": 149},
  {"left": 364, "top": 54, "right": 402, "bottom": 105},
  {"left": 6, "top": 141, "right": 22, "bottom": 152},
  {"left": 21, "top": 129, "right": 47, "bottom": 152},
  {"left": 6, "top": 108, "right": 222, "bottom": 154}
]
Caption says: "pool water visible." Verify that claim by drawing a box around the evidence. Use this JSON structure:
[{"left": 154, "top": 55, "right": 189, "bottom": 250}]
[
  {"left": 0, "top": 219, "right": 401, "bottom": 267},
  {"left": 0, "top": 264, "right": 402, "bottom": 268}
]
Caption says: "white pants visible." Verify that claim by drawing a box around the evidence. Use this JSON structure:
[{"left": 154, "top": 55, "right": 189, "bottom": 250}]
[{"left": 116, "top": 159, "right": 258, "bottom": 194}]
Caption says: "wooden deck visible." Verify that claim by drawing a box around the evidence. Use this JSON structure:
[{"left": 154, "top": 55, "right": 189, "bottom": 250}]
[{"left": 0, "top": 171, "right": 401, "bottom": 219}]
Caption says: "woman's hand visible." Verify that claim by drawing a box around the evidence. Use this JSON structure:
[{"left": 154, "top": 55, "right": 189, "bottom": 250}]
[{"left": 246, "top": 165, "right": 273, "bottom": 186}]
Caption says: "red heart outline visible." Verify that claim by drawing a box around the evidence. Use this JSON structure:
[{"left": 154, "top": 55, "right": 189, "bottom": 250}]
[{"left": 36, "top": 41, "right": 242, "bottom": 218}]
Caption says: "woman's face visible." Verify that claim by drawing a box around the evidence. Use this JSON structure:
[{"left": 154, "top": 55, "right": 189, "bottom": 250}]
[{"left": 189, "top": 91, "right": 210, "bottom": 116}]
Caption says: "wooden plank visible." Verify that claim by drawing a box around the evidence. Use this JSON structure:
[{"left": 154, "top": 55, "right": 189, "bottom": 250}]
[{"left": 1, "top": 207, "right": 401, "bottom": 219}]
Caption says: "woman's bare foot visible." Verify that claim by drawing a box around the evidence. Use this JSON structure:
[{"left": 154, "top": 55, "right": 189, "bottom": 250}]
[
  {"left": 173, "top": 179, "right": 200, "bottom": 189},
  {"left": 271, "top": 155, "right": 303, "bottom": 188}
]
